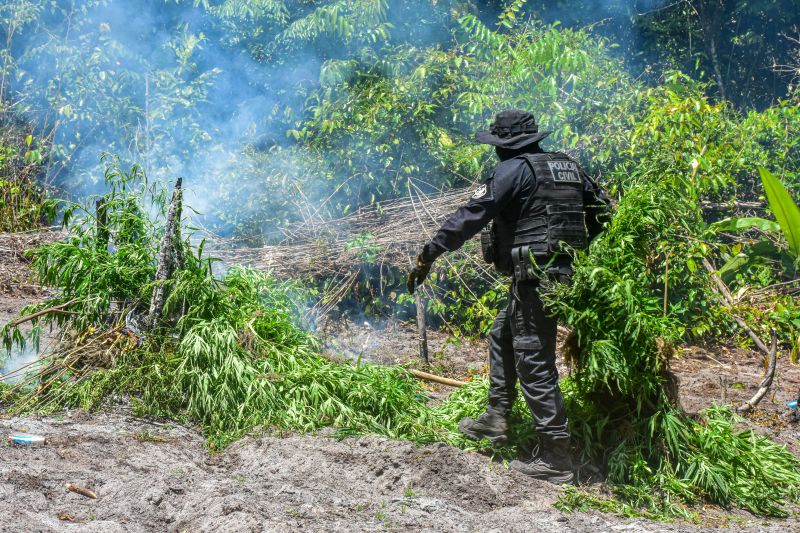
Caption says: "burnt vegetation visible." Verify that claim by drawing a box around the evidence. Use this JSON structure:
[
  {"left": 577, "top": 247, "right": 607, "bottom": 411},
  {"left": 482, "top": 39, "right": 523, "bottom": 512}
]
[{"left": 2, "top": 0, "right": 800, "bottom": 522}]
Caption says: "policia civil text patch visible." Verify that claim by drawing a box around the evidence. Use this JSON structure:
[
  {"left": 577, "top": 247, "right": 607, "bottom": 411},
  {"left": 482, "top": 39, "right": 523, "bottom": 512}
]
[{"left": 547, "top": 160, "right": 580, "bottom": 183}]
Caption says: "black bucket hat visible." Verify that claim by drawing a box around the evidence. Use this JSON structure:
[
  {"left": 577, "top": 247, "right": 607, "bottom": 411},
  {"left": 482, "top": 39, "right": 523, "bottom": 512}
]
[{"left": 474, "top": 110, "right": 551, "bottom": 150}]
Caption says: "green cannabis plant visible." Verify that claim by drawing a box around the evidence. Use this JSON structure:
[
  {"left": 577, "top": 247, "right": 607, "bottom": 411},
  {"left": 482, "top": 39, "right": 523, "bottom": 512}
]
[
  {"left": 541, "top": 173, "right": 800, "bottom": 517},
  {"left": 0, "top": 158, "right": 473, "bottom": 451}
]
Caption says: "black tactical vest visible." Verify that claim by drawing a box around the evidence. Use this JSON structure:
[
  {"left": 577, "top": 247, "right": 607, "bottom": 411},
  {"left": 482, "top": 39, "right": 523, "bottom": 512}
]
[{"left": 482, "top": 152, "right": 588, "bottom": 278}]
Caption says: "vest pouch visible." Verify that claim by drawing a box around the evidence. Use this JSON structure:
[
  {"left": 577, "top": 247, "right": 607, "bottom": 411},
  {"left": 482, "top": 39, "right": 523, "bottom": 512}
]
[
  {"left": 546, "top": 204, "right": 588, "bottom": 252},
  {"left": 512, "top": 216, "right": 548, "bottom": 254},
  {"left": 511, "top": 246, "right": 533, "bottom": 281},
  {"left": 480, "top": 223, "right": 495, "bottom": 264}
]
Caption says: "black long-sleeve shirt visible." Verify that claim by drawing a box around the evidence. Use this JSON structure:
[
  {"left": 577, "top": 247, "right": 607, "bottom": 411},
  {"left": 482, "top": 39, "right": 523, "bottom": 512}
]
[{"left": 421, "top": 153, "right": 611, "bottom": 263}]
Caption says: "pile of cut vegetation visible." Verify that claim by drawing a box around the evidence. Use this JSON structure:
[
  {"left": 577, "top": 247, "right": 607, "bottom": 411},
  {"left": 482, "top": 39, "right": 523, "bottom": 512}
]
[
  {"left": 1, "top": 155, "right": 799, "bottom": 521},
  {"left": 0, "top": 158, "right": 489, "bottom": 451}
]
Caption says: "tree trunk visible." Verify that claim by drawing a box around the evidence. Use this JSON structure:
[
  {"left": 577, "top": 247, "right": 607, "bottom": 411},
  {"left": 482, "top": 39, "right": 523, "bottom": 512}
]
[
  {"left": 146, "top": 177, "right": 183, "bottom": 329},
  {"left": 691, "top": 0, "right": 727, "bottom": 100},
  {"left": 708, "top": 32, "right": 727, "bottom": 101}
]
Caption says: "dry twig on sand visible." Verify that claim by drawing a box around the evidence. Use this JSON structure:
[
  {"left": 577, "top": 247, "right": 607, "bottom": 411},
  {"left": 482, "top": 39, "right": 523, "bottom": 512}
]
[
  {"left": 702, "top": 258, "right": 779, "bottom": 413},
  {"left": 65, "top": 483, "right": 97, "bottom": 499},
  {"left": 737, "top": 331, "right": 778, "bottom": 414}
]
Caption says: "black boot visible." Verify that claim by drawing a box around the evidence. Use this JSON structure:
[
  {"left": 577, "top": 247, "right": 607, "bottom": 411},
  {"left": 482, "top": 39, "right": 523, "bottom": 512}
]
[
  {"left": 458, "top": 409, "right": 509, "bottom": 445},
  {"left": 510, "top": 436, "right": 574, "bottom": 485}
]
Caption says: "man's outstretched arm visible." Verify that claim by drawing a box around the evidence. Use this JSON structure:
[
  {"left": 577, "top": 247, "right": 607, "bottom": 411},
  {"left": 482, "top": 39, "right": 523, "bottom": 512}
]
[{"left": 408, "top": 160, "right": 521, "bottom": 292}]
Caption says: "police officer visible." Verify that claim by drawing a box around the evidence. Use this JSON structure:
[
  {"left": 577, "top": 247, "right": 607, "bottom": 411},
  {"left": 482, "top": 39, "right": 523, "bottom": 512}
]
[{"left": 407, "top": 110, "right": 611, "bottom": 484}]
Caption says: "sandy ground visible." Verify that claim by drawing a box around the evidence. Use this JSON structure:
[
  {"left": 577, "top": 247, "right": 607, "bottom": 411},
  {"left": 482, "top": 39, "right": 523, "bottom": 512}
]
[
  {"left": 673, "top": 345, "right": 800, "bottom": 453},
  {"left": 0, "top": 411, "right": 794, "bottom": 533},
  {"left": 318, "top": 316, "right": 489, "bottom": 379},
  {"left": 2, "top": 230, "right": 799, "bottom": 531}
]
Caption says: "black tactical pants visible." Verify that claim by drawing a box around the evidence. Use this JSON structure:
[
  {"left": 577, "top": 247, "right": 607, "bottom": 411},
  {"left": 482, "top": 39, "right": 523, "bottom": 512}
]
[{"left": 487, "top": 279, "right": 569, "bottom": 439}]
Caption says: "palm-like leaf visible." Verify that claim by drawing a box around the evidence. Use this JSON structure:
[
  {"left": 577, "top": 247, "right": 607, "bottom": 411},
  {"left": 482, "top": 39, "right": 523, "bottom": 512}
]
[{"left": 759, "top": 167, "right": 800, "bottom": 258}]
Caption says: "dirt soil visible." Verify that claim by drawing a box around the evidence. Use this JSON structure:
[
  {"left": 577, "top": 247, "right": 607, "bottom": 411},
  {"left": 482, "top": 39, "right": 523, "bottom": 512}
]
[
  {"left": 318, "top": 316, "right": 489, "bottom": 379},
  {"left": 672, "top": 345, "right": 800, "bottom": 454},
  {"left": 0, "top": 230, "right": 63, "bottom": 377},
  {"left": 0, "top": 411, "right": 793, "bottom": 533},
  {"left": 2, "top": 230, "right": 799, "bottom": 531}
]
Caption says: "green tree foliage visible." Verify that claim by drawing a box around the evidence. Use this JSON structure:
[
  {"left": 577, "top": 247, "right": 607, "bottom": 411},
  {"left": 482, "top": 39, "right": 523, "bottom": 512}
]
[
  {"left": 2, "top": 1, "right": 797, "bottom": 224},
  {"left": 215, "top": 14, "right": 640, "bottom": 237},
  {"left": 214, "top": 11, "right": 800, "bottom": 239},
  {"left": 514, "top": 0, "right": 798, "bottom": 107},
  {"left": 1, "top": 1, "right": 223, "bottom": 190},
  {"left": 0, "top": 109, "right": 52, "bottom": 231},
  {"left": 633, "top": 0, "right": 798, "bottom": 107}
]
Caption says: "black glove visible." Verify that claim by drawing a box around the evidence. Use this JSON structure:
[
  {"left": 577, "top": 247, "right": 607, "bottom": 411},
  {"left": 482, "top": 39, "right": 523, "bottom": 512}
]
[{"left": 407, "top": 255, "right": 432, "bottom": 294}]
